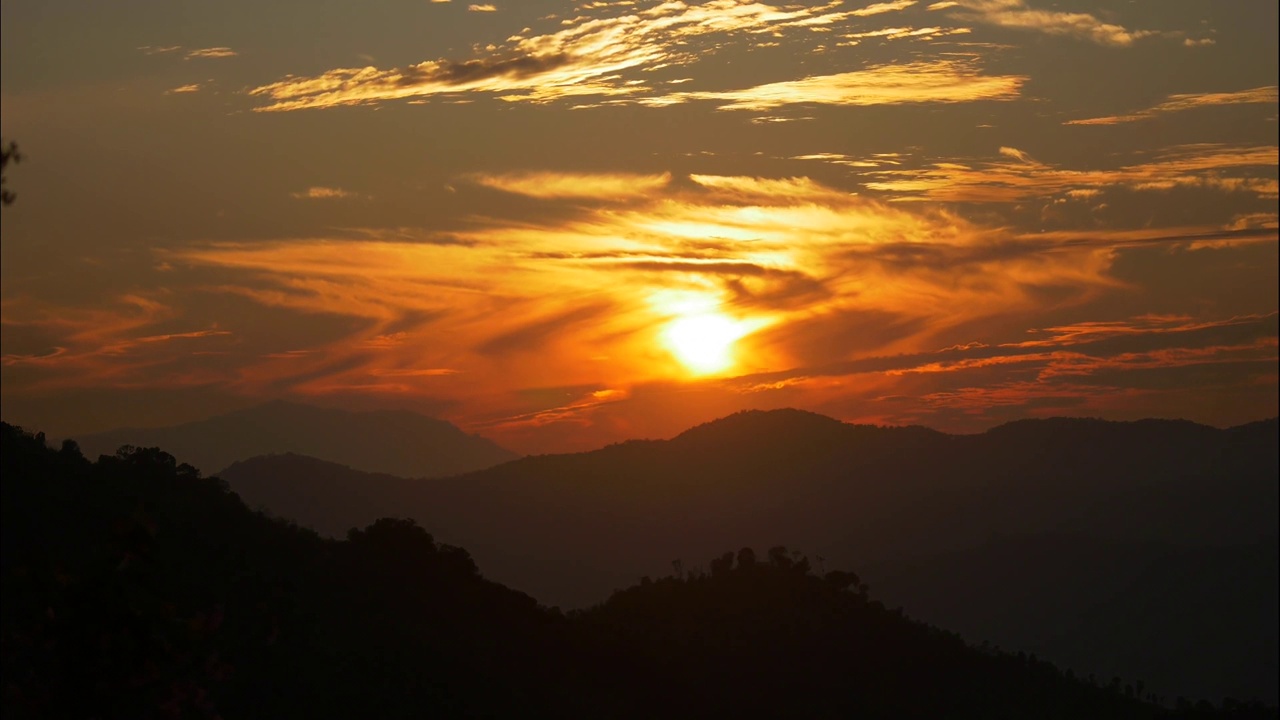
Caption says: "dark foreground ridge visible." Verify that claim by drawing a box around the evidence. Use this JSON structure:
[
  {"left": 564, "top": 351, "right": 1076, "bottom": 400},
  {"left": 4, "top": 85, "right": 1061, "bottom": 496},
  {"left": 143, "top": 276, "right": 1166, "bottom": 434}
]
[{"left": 3, "top": 422, "right": 1275, "bottom": 719}]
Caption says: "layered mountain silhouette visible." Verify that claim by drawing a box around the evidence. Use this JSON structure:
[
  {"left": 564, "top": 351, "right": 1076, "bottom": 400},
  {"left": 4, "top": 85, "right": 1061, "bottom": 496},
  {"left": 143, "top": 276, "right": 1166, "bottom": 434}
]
[
  {"left": 864, "top": 533, "right": 1279, "bottom": 705},
  {"left": 4, "top": 421, "right": 1274, "bottom": 718},
  {"left": 216, "top": 409, "right": 1279, "bottom": 704},
  {"left": 73, "top": 399, "right": 517, "bottom": 478}
]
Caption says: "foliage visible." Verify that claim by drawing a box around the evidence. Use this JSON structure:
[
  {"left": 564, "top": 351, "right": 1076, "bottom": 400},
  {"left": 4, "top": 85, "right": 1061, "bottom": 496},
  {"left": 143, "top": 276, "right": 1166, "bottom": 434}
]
[{"left": 1, "top": 140, "right": 19, "bottom": 206}]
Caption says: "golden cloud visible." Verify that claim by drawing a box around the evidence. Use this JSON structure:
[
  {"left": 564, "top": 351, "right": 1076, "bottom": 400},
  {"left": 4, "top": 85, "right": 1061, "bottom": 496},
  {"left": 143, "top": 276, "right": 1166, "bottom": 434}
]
[
  {"left": 945, "top": 0, "right": 1156, "bottom": 47},
  {"left": 290, "top": 186, "right": 361, "bottom": 200},
  {"left": 8, "top": 169, "right": 1273, "bottom": 444},
  {"left": 185, "top": 47, "right": 238, "bottom": 59},
  {"left": 471, "top": 171, "right": 672, "bottom": 199},
  {"left": 649, "top": 59, "right": 1026, "bottom": 110},
  {"left": 862, "top": 143, "right": 1280, "bottom": 202},
  {"left": 1065, "top": 86, "right": 1279, "bottom": 125},
  {"left": 248, "top": 1, "right": 1015, "bottom": 111},
  {"left": 138, "top": 172, "right": 1168, "bottom": 414}
]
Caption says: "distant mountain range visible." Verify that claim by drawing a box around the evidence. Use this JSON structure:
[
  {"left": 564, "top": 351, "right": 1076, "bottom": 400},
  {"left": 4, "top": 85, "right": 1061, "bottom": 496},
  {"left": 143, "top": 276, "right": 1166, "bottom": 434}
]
[
  {"left": 19, "top": 418, "right": 1254, "bottom": 718},
  {"left": 73, "top": 399, "right": 518, "bottom": 478},
  {"left": 216, "top": 409, "right": 1279, "bottom": 704}
]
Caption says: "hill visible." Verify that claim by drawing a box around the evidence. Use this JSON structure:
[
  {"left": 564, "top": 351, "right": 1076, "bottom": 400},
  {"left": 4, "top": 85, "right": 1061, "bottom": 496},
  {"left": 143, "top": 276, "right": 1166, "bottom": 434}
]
[
  {"left": 72, "top": 399, "right": 518, "bottom": 478},
  {"left": 217, "top": 410, "right": 1278, "bottom": 602},
  {"left": 4, "top": 421, "right": 1272, "bottom": 719},
  {"left": 215, "top": 409, "right": 1280, "bottom": 703},
  {"left": 865, "top": 533, "right": 1280, "bottom": 705}
]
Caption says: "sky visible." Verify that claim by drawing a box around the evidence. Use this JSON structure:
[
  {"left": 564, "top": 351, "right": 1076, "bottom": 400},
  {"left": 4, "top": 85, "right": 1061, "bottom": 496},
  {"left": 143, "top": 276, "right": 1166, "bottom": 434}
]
[{"left": 1, "top": 0, "right": 1277, "bottom": 455}]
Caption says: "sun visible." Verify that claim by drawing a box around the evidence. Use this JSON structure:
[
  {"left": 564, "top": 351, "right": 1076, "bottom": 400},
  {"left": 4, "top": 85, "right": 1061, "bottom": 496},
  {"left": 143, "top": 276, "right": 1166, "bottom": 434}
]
[{"left": 662, "top": 313, "right": 749, "bottom": 375}]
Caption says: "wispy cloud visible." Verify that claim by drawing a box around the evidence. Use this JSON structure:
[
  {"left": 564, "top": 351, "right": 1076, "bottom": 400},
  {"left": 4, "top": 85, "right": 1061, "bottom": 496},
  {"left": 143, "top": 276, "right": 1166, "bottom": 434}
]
[
  {"left": 185, "top": 47, "right": 238, "bottom": 59},
  {"left": 944, "top": 0, "right": 1156, "bottom": 47},
  {"left": 471, "top": 171, "right": 671, "bottom": 199},
  {"left": 140, "top": 45, "right": 238, "bottom": 61},
  {"left": 861, "top": 144, "right": 1280, "bottom": 202},
  {"left": 290, "top": 186, "right": 361, "bottom": 200},
  {"left": 1003, "top": 313, "right": 1280, "bottom": 349},
  {"left": 1, "top": 294, "right": 234, "bottom": 390},
  {"left": 8, "top": 161, "right": 1274, "bottom": 445},
  {"left": 1065, "top": 86, "right": 1279, "bottom": 125},
  {"left": 852, "top": 0, "right": 918, "bottom": 17},
  {"left": 839, "top": 26, "right": 971, "bottom": 45},
  {"left": 248, "top": 1, "right": 966, "bottom": 111},
  {"left": 149, "top": 170, "right": 1233, "bottom": 413},
  {"left": 645, "top": 59, "right": 1025, "bottom": 110}
]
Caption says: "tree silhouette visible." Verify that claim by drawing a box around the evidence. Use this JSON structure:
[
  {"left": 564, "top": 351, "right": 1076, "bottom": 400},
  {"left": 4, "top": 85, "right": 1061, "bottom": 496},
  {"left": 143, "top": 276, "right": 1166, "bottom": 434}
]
[{"left": 1, "top": 139, "right": 20, "bottom": 206}]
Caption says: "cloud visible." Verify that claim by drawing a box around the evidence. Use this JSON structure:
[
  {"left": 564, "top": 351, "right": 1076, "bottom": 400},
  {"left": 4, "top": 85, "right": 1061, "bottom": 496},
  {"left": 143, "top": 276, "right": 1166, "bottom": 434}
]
[
  {"left": 710, "top": 311, "right": 1278, "bottom": 429},
  {"left": 649, "top": 59, "right": 1026, "bottom": 110},
  {"left": 9, "top": 165, "right": 1275, "bottom": 447},
  {"left": 944, "top": 0, "right": 1156, "bottom": 47},
  {"left": 862, "top": 143, "right": 1280, "bottom": 202},
  {"left": 851, "top": 0, "right": 919, "bottom": 16},
  {"left": 0, "top": 294, "right": 235, "bottom": 391},
  {"left": 476, "top": 304, "right": 612, "bottom": 356},
  {"left": 997, "top": 146, "right": 1034, "bottom": 163},
  {"left": 1065, "top": 86, "right": 1279, "bottom": 125},
  {"left": 467, "top": 3, "right": 497, "bottom": 11},
  {"left": 688, "top": 174, "right": 853, "bottom": 203},
  {"left": 247, "top": 1, "right": 971, "bottom": 111},
  {"left": 838, "top": 26, "right": 971, "bottom": 45},
  {"left": 165, "top": 83, "right": 204, "bottom": 95},
  {"left": 470, "top": 171, "right": 672, "bottom": 199},
  {"left": 290, "top": 186, "right": 360, "bottom": 200},
  {"left": 185, "top": 47, "right": 238, "bottom": 59},
  {"left": 1002, "top": 313, "right": 1279, "bottom": 349},
  {"left": 156, "top": 170, "right": 1207, "bottom": 408}
]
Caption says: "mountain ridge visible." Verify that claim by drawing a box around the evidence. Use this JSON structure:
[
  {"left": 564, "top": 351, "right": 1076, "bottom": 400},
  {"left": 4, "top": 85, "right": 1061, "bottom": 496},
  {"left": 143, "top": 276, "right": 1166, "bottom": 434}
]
[
  {"left": 72, "top": 399, "right": 518, "bottom": 479},
  {"left": 212, "top": 408, "right": 1278, "bottom": 703},
  {"left": 17, "top": 418, "right": 1270, "bottom": 717}
]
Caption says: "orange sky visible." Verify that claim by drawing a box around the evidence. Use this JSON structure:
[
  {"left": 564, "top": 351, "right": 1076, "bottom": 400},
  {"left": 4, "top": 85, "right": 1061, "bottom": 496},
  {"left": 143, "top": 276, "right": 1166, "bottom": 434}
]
[{"left": 2, "top": 0, "right": 1277, "bottom": 454}]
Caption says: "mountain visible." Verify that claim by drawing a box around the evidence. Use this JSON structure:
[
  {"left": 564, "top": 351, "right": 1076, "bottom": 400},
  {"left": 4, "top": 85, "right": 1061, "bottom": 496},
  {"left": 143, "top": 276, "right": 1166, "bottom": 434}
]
[
  {"left": 215, "top": 409, "right": 1279, "bottom": 704},
  {"left": 72, "top": 399, "right": 518, "bottom": 478},
  {"left": 5, "top": 421, "right": 1272, "bottom": 719},
  {"left": 217, "top": 410, "right": 1279, "bottom": 603},
  {"left": 220, "top": 452, "right": 422, "bottom": 529},
  {"left": 864, "top": 533, "right": 1280, "bottom": 705}
]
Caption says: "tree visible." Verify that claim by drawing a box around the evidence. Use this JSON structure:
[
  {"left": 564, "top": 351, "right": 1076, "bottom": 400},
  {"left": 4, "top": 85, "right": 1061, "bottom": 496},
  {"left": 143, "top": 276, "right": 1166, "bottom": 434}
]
[{"left": 1, "top": 139, "right": 20, "bottom": 206}]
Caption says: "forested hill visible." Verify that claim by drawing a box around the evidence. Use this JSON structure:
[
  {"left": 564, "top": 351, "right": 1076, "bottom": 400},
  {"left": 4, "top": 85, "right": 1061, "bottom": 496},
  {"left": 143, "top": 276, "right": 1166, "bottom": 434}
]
[{"left": 2, "top": 422, "right": 1275, "bottom": 719}]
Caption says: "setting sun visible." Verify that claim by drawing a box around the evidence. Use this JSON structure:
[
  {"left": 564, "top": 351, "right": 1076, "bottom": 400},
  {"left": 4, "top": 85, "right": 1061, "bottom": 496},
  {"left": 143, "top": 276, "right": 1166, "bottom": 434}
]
[{"left": 663, "top": 313, "right": 751, "bottom": 375}]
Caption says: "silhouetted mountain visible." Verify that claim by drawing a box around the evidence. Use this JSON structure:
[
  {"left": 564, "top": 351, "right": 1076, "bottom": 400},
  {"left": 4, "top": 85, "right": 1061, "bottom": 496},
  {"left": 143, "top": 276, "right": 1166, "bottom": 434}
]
[
  {"left": 865, "top": 533, "right": 1280, "bottom": 705},
  {"left": 220, "top": 452, "right": 421, "bottom": 530},
  {"left": 1, "top": 423, "right": 553, "bottom": 719},
  {"left": 5, "top": 422, "right": 1273, "bottom": 719},
  {"left": 73, "top": 399, "right": 518, "bottom": 478},
  {"left": 215, "top": 410, "right": 1279, "bottom": 703}
]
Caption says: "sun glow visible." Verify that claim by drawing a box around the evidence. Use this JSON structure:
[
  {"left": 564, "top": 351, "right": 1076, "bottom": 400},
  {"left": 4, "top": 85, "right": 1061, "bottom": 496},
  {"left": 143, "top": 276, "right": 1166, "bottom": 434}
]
[{"left": 662, "top": 313, "right": 752, "bottom": 375}]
